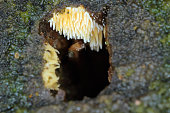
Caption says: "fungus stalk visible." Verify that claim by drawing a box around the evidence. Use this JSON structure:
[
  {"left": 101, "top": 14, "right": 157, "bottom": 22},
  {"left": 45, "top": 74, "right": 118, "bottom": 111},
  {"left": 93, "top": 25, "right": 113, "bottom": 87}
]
[{"left": 49, "top": 6, "right": 105, "bottom": 51}]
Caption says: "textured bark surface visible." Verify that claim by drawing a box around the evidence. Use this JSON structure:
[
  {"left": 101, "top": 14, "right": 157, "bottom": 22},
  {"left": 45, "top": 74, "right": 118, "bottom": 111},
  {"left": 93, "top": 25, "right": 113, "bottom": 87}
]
[{"left": 0, "top": 0, "right": 169, "bottom": 113}]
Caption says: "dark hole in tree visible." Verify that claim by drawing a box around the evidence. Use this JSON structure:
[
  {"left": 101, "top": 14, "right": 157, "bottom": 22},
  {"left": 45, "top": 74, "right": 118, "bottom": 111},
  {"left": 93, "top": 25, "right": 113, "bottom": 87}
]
[
  {"left": 39, "top": 16, "right": 110, "bottom": 101},
  {"left": 58, "top": 43, "right": 110, "bottom": 100}
]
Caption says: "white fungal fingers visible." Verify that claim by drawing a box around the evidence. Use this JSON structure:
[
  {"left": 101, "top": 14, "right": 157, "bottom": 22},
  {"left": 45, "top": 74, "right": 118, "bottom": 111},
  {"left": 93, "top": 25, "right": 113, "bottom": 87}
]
[{"left": 49, "top": 6, "right": 105, "bottom": 51}]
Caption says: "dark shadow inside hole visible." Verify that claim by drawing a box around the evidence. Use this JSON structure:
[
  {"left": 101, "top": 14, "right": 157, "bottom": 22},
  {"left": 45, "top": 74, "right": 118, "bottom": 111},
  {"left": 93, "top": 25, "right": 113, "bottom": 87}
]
[{"left": 58, "top": 42, "right": 110, "bottom": 101}]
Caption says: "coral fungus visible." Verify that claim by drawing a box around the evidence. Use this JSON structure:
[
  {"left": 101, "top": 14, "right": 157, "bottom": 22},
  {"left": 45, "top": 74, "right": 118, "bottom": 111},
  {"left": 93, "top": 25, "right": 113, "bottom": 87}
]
[{"left": 49, "top": 6, "right": 105, "bottom": 51}]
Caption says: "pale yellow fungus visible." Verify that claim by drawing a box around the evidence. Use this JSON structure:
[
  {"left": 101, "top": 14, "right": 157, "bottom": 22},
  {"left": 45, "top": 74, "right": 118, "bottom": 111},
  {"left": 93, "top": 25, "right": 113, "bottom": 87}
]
[
  {"left": 14, "top": 52, "right": 19, "bottom": 59},
  {"left": 42, "top": 42, "right": 60, "bottom": 90},
  {"left": 49, "top": 6, "right": 105, "bottom": 51}
]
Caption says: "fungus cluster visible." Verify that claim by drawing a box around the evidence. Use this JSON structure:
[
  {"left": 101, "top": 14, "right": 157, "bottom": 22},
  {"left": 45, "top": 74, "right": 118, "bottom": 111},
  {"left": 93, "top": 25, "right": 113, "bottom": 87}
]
[
  {"left": 42, "top": 42, "right": 60, "bottom": 90},
  {"left": 49, "top": 6, "right": 105, "bottom": 51},
  {"left": 41, "top": 5, "right": 108, "bottom": 92}
]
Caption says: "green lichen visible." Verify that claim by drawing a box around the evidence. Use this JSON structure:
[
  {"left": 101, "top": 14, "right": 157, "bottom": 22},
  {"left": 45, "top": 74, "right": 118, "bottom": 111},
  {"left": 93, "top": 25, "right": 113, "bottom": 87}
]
[
  {"left": 16, "top": 108, "right": 30, "bottom": 113},
  {"left": 139, "top": 0, "right": 170, "bottom": 46},
  {"left": 160, "top": 34, "right": 170, "bottom": 46},
  {"left": 129, "top": 1, "right": 170, "bottom": 113},
  {"left": 131, "top": 71, "right": 170, "bottom": 113},
  {"left": 0, "top": 0, "right": 62, "bottom": 112},
  {"left": 126, "top": 69, "right": 135, "bottom": 77}
]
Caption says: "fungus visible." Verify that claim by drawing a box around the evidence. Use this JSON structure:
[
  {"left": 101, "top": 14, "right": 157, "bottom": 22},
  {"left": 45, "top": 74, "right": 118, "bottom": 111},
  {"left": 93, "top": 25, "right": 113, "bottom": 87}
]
[
  {"left": 49, "top": 6, "right": 105, "bottom": 52},
  {"left": 39, "top": 4, "right": 110, "bottom": 100},
  {"left": 42, "top": 42, "right": 60, "bottom": 90}
]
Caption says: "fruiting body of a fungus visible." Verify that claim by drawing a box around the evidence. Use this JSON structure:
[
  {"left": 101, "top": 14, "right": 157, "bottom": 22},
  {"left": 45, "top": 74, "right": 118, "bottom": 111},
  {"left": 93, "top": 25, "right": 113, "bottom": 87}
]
[
  {"left": 42, "top": 42, "right": 60, "bottom": 90},
  {"left": 49, "top": 6, "right": 105, "bottom": 51}
]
